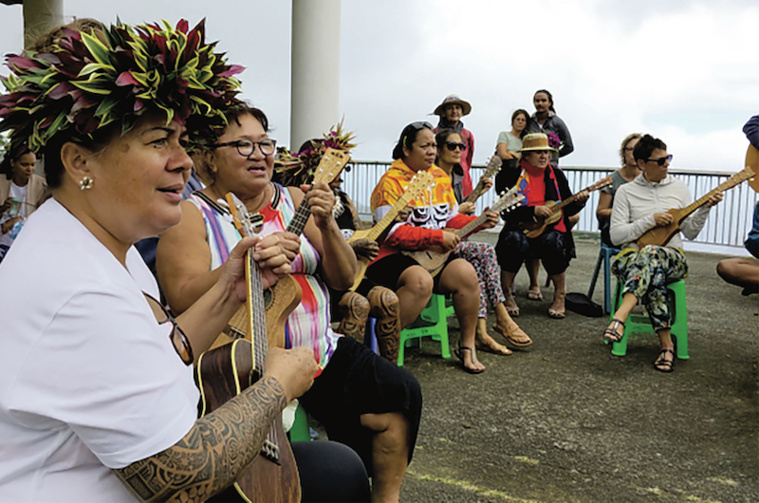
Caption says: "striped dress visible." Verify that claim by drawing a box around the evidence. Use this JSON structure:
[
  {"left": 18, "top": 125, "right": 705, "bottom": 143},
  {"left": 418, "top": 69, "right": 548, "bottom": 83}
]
[{"left": 187, "top": 185, "right": 340, "bottom": 371}]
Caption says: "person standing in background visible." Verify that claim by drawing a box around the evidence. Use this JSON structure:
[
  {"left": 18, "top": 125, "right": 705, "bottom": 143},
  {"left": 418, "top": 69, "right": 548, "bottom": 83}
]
[
  {"left": 432, "top": 94, "right": 475, "bottom": 197},
  {"left": 495, "top": 109, "right": 530, "bottom": 193}
]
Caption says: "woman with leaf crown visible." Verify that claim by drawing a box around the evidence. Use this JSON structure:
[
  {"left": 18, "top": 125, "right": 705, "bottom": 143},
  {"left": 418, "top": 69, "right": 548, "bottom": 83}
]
[{"left": 0, "top": 18, "right": 368, "bottom": 502}]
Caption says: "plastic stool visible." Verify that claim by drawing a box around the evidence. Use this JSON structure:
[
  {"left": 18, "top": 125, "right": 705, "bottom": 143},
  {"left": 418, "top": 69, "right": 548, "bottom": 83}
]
[
  {"left": 588, "top": 244, "right": 621, "bottom": 314},
  {"left": 607, "top": 279, "right": 689, "bottom": 359},
  {"left": 397, "top": 293, "right": 452, "bottom": 366},
  {"left": 288, "top": 402, "right": 311, "bottom": 442}
]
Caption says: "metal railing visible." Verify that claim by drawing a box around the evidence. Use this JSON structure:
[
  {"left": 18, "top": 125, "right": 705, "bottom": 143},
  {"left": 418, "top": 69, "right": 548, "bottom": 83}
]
[{"left": 342, "top": 161, "right": 759, "bottom": 253}]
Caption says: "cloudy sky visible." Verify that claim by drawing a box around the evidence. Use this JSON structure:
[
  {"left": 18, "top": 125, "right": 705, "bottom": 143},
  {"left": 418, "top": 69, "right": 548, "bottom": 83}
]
[{"left": 1, "top": 0, "right": 758, "bottom": 172}]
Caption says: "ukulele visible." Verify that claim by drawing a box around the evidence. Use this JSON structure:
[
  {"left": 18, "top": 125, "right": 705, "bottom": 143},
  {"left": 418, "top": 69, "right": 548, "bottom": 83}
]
[
  {"left": 347, "top": 171, "right": 434, "bottom": 291},
  {"left": 520, "top": 176, "right": 612, "bottom": 238},
  {"left": 636, "top": 165, "right": 755, "bottom": 248},
  {"left": 462, "top": 155, "right": 502, "bottom": 204},
  {"left": 404, "top": 185, "right": 524, "bottom": 277},
  {"left": 194, "top": 192, "right": 301, "bottom": 503}
]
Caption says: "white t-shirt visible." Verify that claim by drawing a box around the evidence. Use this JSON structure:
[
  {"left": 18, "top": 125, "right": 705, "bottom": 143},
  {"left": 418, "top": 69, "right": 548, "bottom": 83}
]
[
  {"left": 0, "top": 182, "right": 29, "bottom": 251},
  {"left": 0, "top": 199, "right": 199, "bottom": 502}
]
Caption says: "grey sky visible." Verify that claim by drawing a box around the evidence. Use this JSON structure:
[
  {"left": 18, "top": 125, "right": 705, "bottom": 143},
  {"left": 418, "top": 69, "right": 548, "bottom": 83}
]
[{"left": 1, "top": 0, "right": 758, "bottom": 172}]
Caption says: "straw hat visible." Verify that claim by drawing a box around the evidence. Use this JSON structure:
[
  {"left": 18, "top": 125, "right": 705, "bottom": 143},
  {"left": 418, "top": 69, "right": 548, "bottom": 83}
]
[
  {"left": 519, "top": 133, "right": 558, "bottom": 153},
  {"left": 433, "top": 94, "right": 472, "bottom": 116}
]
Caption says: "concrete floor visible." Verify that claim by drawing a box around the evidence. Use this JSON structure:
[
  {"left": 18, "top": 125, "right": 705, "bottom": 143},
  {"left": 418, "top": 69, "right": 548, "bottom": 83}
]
[{"left": 396, "top": 236, "right": 758, "bottom": 503}]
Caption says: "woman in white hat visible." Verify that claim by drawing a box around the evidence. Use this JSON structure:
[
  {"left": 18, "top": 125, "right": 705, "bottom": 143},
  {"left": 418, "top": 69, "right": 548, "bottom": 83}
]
[
  {"left": 495, "top": 133, "right": 589, "bottom": 319},
  {"left": 433, "top": 94, "right": 475, "bottom": 197}
]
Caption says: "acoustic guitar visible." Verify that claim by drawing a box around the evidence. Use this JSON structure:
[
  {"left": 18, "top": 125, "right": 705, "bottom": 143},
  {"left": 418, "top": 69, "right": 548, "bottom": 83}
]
[
  {"left": 347, "top": 170, "right": 434, "bottom": 291},
  {"left": 462, "top": 155, "right": 502, "bottom": 204},
  {"left": 520, "top": 176, "right": 612, "bottom": 238},
  {"left": 636, "top": 164, "right": 756, "bottom": 248},
  {"left": 403, "top": 185, "right": 524, "bottom": 277},
  {"left": 195, "top": 193, "right": 301, "bottom": 503}
]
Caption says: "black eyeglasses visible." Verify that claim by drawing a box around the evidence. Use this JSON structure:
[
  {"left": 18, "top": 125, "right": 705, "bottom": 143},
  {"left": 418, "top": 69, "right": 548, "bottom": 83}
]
[
  {"left": 213, "top": 139, "right": 277, "bottom": 158},
  {"left": 143, "top": 293, "right": 194, "bottom": 365},
  {"left": 445, "top": 141, "right": 467, "bottom": 151},
  {"left": 645, "top": 154, "right": 673, "bottom": 166}
]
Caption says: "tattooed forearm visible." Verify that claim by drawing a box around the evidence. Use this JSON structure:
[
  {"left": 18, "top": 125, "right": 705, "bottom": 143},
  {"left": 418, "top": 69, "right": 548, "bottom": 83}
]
[{"left": 114, "top": 375, "right": 287, "bottom": 502}]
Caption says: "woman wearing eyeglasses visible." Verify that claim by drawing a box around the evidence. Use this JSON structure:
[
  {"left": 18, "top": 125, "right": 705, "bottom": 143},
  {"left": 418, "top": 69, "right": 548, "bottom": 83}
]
[
  {"left": 606, "top": 134, "right": 722, "bottom": 373},
  {"left": 0, "top": 20, "right": 372, "bottom": 502},
  {"left": 434, "top": 129, "right": 532, "bottom": 353},
  {"left": 365, "top": 122, "right": 500, "bottom": 374},
  {"left": 495, "top": 133, "right": 589, "bottom": 320},
  {"left": 157, "top": 103, "right": 420, "bottom": 502}
]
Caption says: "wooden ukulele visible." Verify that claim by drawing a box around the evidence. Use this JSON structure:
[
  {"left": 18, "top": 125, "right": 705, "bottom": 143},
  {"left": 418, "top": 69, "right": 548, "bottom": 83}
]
[
  {"left": 347, "top": 170, "right": 434, "bottom": 291},
  {"left": 404, "top": 186, "right": 524, "bottom": 277},
  {"left": 636, "top": 165, "right": 755, "bottom": 248},
  {"left": 195, "top": 193, "right": 301, "bottom": 503},
  {"left": 520, "top": 176, "right": 612, "bottom": 238},
  {"left": 462, "top": 155, "right": 502, "bottom": 204}
]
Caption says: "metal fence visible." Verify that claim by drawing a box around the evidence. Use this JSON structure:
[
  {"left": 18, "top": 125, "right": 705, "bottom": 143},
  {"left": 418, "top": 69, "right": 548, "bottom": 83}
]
[{"left": 342, "top": 161, "right": 759, "bottom": 252}]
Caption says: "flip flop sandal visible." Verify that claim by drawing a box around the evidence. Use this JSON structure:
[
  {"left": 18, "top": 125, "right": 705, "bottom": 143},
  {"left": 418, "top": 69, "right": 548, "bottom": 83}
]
[
  {"left": 475, "top": 337, "right": 512, "bottom": 355},
  {"left": 527, "top": 290, "right": 543, "bottom": 301},
  {"left": 454, "top": 346, "right": 485, "bottom": 374},
  {"left": 653, "top": 349, "right": 675, "bottom": 373},
  {"left": 603, "top": 318, "right": 626, "bottom": 343}
]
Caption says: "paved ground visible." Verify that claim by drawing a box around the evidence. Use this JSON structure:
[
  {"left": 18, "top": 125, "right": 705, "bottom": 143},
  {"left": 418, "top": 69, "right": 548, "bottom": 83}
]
[{"left": 392, "top": 236, "right": 758, "bottom": 503}]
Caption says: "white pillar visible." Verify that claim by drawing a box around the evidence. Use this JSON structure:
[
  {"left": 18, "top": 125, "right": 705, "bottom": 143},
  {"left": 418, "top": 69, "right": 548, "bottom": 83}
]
[
  {"left": 290, "top": 0, "right": 341, "bottom": 151},
  {"left": 23, "top": 0, "right": 64, "bottom": 49}
]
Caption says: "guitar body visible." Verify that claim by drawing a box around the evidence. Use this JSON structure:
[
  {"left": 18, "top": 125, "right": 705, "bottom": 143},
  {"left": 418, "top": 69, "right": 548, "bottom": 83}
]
[
  {"left": 636, "top": 208, "right": 686, "bottom": 248},
  {"left": 210, "top": 275, "right": 302, "bottom": 351},
  {"left": 402, "top": 249, "right": 450, "bottom": 277},
  {"left": 196, "top": 341, "right": 301, "bottom": 503},
  {"left": 521, "top": 200, "right": 562, "bottom": 238}
]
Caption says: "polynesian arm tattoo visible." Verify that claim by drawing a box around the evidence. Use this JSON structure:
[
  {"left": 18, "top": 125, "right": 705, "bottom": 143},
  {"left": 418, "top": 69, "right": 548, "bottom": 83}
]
[{"left": 114, "top": 375, "right": 287, "bottom": 502}]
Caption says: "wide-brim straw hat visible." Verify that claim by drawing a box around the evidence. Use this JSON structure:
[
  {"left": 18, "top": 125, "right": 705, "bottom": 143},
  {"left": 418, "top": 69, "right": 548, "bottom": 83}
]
[
  {"left": 433, "top": 94, "right": 472, "bottom": 116},
  {"left": 519, "top": 133, "right": 558, "bottom": 153}
]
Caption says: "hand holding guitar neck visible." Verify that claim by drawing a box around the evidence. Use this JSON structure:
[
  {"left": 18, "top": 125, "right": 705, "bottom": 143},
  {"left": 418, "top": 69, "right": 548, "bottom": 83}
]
[{"left": 463, "top": 155, "right": 502, "bottom": 204}]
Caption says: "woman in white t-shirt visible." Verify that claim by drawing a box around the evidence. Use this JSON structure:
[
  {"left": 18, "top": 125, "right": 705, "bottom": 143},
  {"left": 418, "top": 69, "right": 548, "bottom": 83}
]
[
  {"left": 0, "top": 18, "right": 369, "bottom": 503},
  {"left": 495, "top": 108, "right": 529, "bottom": 193},
  {"left": 0, "top": 144, "right": 47, "bottom": 261}
]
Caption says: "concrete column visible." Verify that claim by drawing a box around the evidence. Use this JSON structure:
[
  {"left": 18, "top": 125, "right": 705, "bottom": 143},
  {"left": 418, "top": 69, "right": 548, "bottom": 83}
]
[
  {"left": 290, "top": 0, "right": 341, "bottom": 151},
  {"left": 23, "top": 0, "right": 64, "bottom": 49}
]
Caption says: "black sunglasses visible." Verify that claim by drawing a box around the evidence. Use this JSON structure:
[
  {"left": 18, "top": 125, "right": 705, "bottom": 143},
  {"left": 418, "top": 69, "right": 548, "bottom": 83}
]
[
  {"left": 444, "top": 141, "right": 467, "bottom": 151},
  {"left": 645, "top": 154, "right": 673, "bottom": 166},
  {"left": 408, "top": 121, "right": 432, "bottom": 131},
  {"left": 143, "top": 292, "right": 194, "bottom": 365}
]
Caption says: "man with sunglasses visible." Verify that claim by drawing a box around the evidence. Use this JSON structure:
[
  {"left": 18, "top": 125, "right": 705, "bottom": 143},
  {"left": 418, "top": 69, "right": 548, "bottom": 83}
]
[{"left": 606, "top": 134, "right": 722, "bottom": 373}]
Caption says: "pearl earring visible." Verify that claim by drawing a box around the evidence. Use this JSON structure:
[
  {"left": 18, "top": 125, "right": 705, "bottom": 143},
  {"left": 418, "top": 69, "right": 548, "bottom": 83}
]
[{"left": 79, "top": 176, "right": 94, "bottom": 190}]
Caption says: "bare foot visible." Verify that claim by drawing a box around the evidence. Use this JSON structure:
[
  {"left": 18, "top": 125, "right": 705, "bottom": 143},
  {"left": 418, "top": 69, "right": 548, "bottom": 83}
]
[{"left": 548, "top": 291, "right": 566, "bottom": 319}]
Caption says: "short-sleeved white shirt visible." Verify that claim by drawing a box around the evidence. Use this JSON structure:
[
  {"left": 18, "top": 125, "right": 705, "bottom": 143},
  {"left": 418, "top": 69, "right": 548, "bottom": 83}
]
[{"left": 0, "top": 199, "right": 199, "bottom": 502}]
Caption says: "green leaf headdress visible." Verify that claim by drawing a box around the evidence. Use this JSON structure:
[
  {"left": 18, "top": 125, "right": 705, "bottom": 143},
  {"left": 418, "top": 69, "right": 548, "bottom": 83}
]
[
  {"left": 275, "top": 120, "right": 356, "bottom": 187},
  {"left": 0, "top": 19, "right": 243, "bottom": 154}
]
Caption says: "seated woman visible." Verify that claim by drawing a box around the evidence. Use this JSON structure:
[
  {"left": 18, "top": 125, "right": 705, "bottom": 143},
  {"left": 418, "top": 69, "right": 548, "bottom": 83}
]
[
  {"left": 278, "top": 132, "right": 402, "bottom": 362},
  {"left": 0, "top": 18, "right": 369, "bottom": 502},
  {"left": 716, "top": 199, "right": 759, "bottom": 296},
  {"left": 0, "top": 143, "right": 48, "bottom": 261},
  {"left": 606, "top": 134, "right": 722, "bottom": 373},
  {"left": 596, "top": 133, "right": 641, "bottom": 247},
  {"left": 365, "top": 121, "right": 499, "bottom": 374},
  {"left": 156, "top": 103, "right": 421, "bottom": 502},
  {"left": 495, "top": 133, "right": 589, "bottom": 319},
  {"left": 435, "top": 128, "right": 532, "bottom": 351}
]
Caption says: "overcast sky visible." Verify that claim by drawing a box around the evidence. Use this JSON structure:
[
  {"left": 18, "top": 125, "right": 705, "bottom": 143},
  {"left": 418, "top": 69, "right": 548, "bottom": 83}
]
[{"left": 2, "top": 0, "right": 758, "bottom": 172}]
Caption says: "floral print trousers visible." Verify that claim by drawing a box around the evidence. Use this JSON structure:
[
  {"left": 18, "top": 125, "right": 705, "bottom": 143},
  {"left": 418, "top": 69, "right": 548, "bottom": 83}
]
[
  {"left": 456, "top": 241, "right": 506, "bottom": 318},
  {"left": 611, "top": 245, "right": 688, "bottom": 332}
]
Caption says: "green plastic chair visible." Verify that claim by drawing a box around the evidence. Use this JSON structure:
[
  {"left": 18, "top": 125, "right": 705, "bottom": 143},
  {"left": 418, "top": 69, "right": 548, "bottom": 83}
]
[
  {"left": 607, "top": 279, "right": 689, "bottom": 359},
  {"left": 288, "top": 402, "right": 311, "bottom": 442},
  {"left": 397, "top": 293, "right": 453, "bottom": 366}
]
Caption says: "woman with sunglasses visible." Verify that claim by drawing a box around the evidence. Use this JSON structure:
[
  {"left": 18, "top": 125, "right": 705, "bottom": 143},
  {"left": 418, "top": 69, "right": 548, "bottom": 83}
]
[
  {"left": 495, "top": 133, "right": 589, "bottom": 320},
  {"left": 435, "top": 129, "right": 532, "bottom": 353},
  {"left": 365, "top": 122, "right": 500, "bottom": 374},
  {"left": 157, "top": 103, "right": 420, "bottom": 502},
  {"left": 605, "top": 134, "right": 722, "bottom": 373},
  {"left": 0, "top": 20, "right": 371, "bottom": 502},
  {"left": 0, "top": 142, "right": 48, "bottom": 262}
]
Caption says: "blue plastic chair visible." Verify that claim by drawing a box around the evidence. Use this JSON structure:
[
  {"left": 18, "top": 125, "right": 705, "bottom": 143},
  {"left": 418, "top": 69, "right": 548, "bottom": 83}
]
[{"left": 588, "top": 243, "right": 621, "bottom": 314}]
